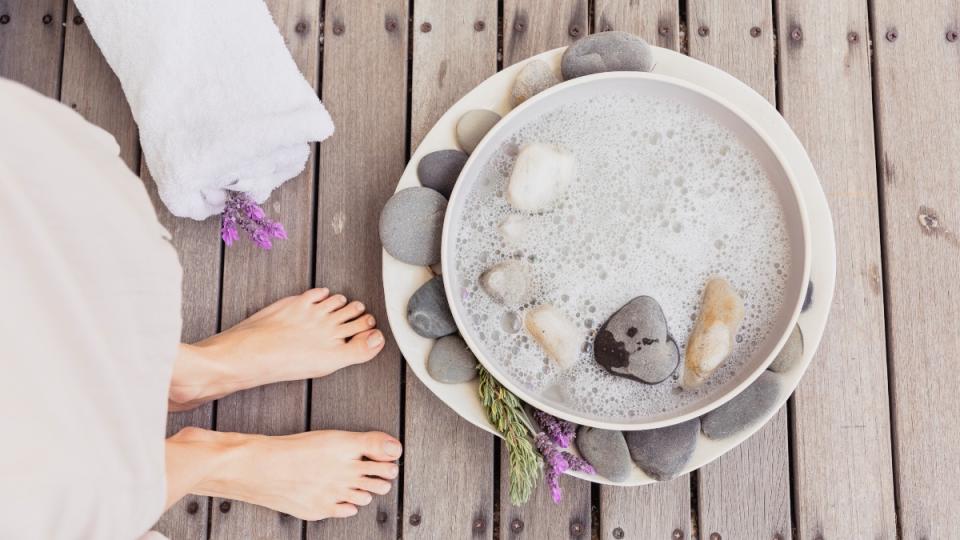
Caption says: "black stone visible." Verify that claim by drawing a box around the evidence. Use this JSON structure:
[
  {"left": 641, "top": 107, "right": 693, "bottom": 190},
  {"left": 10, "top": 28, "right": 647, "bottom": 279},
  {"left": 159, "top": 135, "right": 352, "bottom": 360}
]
[{"left": 594, "top": 296, "right": 679, "bottom": 384}]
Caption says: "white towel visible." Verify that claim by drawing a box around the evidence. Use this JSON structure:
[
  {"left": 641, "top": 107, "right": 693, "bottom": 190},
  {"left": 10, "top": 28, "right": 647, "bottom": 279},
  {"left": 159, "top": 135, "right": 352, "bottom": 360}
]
[{"left": 74, "top": 0, "right": 334, "bottom": 220}]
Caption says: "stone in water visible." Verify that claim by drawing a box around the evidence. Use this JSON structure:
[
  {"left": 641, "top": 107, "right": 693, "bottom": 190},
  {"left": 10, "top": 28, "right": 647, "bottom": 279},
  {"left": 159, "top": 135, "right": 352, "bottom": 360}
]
[
  {"left": 594, "top": 296, "right": 680, "bottom": 384},
  {"left": 625, "top": 417, "right": 699, "bottom": 481},
  {"left": 498, "top": 214, "right": 530, "bottom": 245},
  {"left": 379, "top": 187, "right": 447, "bottom": 266},
  {"left": 701, "top": 371, "right": 780, "bottom": 439},
  {"left": 560, "top": 31, "right": 654, "bottom": 80},
  {"left": 417, "top": 149, "right": 467, "bottom": 198},
  {"left": 507, "top": 143, "right": 575, "bottom": 212},
  {"left": 427, "top": 335, "right": 479, "bottom": 383},
  {"left": 407, "top": 275, "right": 457, "bottom": 339},
  {"left": 576, "top": 426, "right": 632, "bottom": 482},
  {"left": 682, "top": 277, "right": 745, "bottom": 389},
  {"left": 456, "top": 109, "right": 501, "bottom": 154},
  {"left": 479, "top": 260, "right": 533, "bottom": 306},
  {"left": 525, "top": 304, "right": 582, "bottom": 370},
  {"left": 512, "top": 59, "right": 561, "bottom": 105}
]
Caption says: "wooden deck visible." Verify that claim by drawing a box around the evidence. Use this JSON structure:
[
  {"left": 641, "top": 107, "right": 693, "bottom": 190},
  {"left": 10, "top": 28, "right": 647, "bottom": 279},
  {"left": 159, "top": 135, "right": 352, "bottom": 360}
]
[{"left": 1, "top": 0, "right": 955, "bottom": 538}]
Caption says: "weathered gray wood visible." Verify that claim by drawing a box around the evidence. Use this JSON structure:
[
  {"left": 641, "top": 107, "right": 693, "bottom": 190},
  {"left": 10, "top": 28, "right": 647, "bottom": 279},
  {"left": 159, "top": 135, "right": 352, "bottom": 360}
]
[
  {"left": 592, "top": 4, "right": 691, "bottom": 538},
  {"left": 594, "top": 0, "right": 679, "bottom": 50},
  {"left": 776, "top": 0, "right": 897, "bottom": 537},
  {"left": 0, "top": 0, "right": 64, "bottom": 96},
  {"left": 870, "top": 1, "right": 960, "bottom": 537},
  {"left": 687, "top": 2, "right": 791, "bottom": 538},
  {"left": 498, "top": 3, "right": 592, "bottom": 538},
  {"left": 210, "top": 1, "right": 319, "bottom": 538},
  {"left": 402, "top": 1, "right": 496, "bottom": 538},
  {"left": 306, "top": 1, "right": 407, "bottom": 539}
]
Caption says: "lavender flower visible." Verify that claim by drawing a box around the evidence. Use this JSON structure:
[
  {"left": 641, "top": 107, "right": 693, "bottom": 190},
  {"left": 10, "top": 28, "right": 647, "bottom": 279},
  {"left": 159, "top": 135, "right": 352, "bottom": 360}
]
[
  {"left": 533, "top": 429, "right": 595, "bottom": 503},
  {"left": 533, "top": 410, "right": 577, "bottom": 448},
  {"left": 220, "top": 192, "right": 286, "bottom": 250}
]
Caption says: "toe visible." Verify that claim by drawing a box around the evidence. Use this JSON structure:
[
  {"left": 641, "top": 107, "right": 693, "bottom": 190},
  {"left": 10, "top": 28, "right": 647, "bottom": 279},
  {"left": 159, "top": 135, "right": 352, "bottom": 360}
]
[
  {"left": 340, "top": 329, "right": 385, "bottom": 365},
  {"left": 317, "top": 294, "right": 348, "bottom": 313},
  {"left": 300, "top": 288, "right": 330, "bottom": 303},
  {"left": 342, "top": 489, "right": 374, "bottom": 506},
  {"left": 359, "top": 460, "right": 399, "bottom": 480},
  {"left": 332, "top": 301, "right": 366, "bottom": 323},
  {"left": 335, "top": 315, "right": 376, "bottom": 339},
  {"left": 331, "top": 503, "right": 358, "bottom": 518},
  {"left": 352, "top": 431, "right": 403, "bottom": 461},
  {"left": 355, "top": 476, "right": 392, "bottom": 495}
]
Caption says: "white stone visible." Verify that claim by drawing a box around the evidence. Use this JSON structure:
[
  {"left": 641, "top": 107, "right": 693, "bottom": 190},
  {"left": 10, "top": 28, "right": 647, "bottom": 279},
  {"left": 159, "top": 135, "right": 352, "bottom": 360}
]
[
  {"left": 479, "top": 260, "right": 533, "bottom": 306},
  {"left": 506, "top": 143, "right": 575, "bottom": 212},
  {"left": 682, "top": 277, "right": 745, "bottom": 389},
  {"left": 525, "top": 305, "right": 582, "bottom": 370},
  {"left": 498, "top": 214, "right": 530, "bottom": 245}
]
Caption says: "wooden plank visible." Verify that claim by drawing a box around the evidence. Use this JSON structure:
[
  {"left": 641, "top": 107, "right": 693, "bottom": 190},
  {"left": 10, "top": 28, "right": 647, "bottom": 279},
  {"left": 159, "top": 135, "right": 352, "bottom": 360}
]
[
  {"left": 870, "top": 1, "right": 960, "bottom": 537},
  {"left": 306, "top": 1, "right": 407, "bottom": 539},
  {"left": 0, "top": 0, "right": 65, "bottom": 96},
  {"left": 498, "top": 3, "right": 592, "bottom": 539},
  {"left": 592, "top": 4, "right": 691, "bottom": 539},
  {"left": 686, "top": 2, "right": 791, "bottom": 539},
  {"left": 210, "top": 1, "right": 319, "bottom": 538},
  {"left": 594, "top": 0, "right": 679, "bottom": 50},
  {"left": 402, "top": 1, "right": 496, "bottom": 538},
  {"left": 775, "top": 0, "right": 897, "bottom": 537}
]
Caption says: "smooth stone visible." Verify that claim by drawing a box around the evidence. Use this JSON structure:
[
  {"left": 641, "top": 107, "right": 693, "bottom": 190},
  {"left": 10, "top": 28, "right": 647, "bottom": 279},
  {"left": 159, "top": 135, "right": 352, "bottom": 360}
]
[
  {"left": 512, "top": 59, "right": 561, "bottom": 105},
  {"left": 479, "top": 260, "right": 533, "bottom": 306},
  {"left": 498, "top": 214, "right": 530, "bottom": 245},
  {"left": 594, "top": 296, "right": 679, "bottom": 384},
  {"left": 507, "top": 143, "right": 575, "bottom": 212},
  {"left": 407, "top": 275, "right": 457, "bottom": 339},
  {"left": 625, "top": 417, "right": 700, "bottom": 481},
  {"left": 427, "top": 335, "right": 478, "bottom": 383},
  {"left": 417, "top": 149, "right": 467, "bottom": 197},
  {"left": 802, "top": 280, "right": 814, "bottom": 312},
  {"left": 576, "top": 426, "right": 632, "bottom": 482},
  {"left": 682, "top": 277, "right": 745, "bottom": 389},
  {"left": 768, "top": 324, "right": 803, "bottom": 373},
  {"left": 701, "top": 371, "right": 781, "bottom": 439},
  {"left": 456, "top": 109, "right": 501, "bottom": 154},
  {"left": 525, "top": 304, "right": 582, "bottom": 370},
  {"left": 379, "top": 187, "right": 447, "bottom": 266},
  {"left": 560, "top": 31, "right": 654, "bottom": 80}
]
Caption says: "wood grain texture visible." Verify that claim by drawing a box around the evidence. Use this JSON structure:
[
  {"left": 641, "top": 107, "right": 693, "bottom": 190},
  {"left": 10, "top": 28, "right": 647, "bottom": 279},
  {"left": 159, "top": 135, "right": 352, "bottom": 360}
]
[
  {"left": 498, "top": 3, "right": 592, "bottom": 538},
  {"left": 594, "top": 0, "right": 679, "bottom": 50},
  {"left": 503, "top": 0, "right": 587, "bottom": 65},
  {"left": 0, "top": 0, "right": 64, "bottom": 96},
  {"left": 210, "top": 1, "right": 319, "bottom": 538},
  {"left": 592, "top": 4, "right": 691, "bottom": 538},
  {"left": 776, "top": 0, "right": 897, "bottom": 537},
  {"left": 403, "top": 1, "right": 496, "bottom": 538},
  {"left": 687, "top": 2, "right": 791, "bottom": 538},
  {"left": 306, "top": 1, "right": 408, "bottom": 538},
  {"left": 870, "top": 1, "right": 960, "bottom": 537}
]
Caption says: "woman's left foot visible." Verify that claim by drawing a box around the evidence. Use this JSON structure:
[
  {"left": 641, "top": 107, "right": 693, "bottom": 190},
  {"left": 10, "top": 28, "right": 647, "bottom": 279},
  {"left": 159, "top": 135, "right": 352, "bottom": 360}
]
[{"left": 169, "top": 288, "right": 385, "bottom": 409}]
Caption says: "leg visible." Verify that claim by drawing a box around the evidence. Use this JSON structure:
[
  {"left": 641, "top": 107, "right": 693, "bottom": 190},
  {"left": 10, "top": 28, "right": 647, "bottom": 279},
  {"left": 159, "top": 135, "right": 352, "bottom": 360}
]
[{"left": 168, "top": 288, "right": 385, "bottom": 410}]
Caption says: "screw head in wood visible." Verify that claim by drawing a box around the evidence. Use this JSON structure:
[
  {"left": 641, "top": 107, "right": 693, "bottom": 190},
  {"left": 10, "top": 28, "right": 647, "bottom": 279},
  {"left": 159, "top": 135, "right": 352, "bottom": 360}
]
[
  {"left": 219, "top": 501, "right": 231, "bottom": 513},
  {"left": 295, "top": 21, "right": 308, "bottom": 34},
  {"left": 673, "top": 529, "right": 684, "bottom": 539},
  {"left": 473, "top": 518, "right": 486, "bottom": 532},
  {"left": 570, "top": 520, "right": 584, "bottom": 536},
  {"left": 42, "top": 14, "right": 53, "bottom": 24},
  {"left": 886, "top": 29, "right": 898, "bottom": 41},
  {"left": 790, "top": 27, "right": 802, "bottom": 41},
  {"left": 376, "top": 511, "right": 388, "bottom": 524},
  {"left": 384, "top": 17, "right": 397, "bottom": 32},
  {"left": 420, "top": 21, "right": 431, "bottom": 33},
  {"left": 659, "top": 25, "right": 669, "bottom": 36},
  {"left": 750, "top": 26, "right": 762, "bottom": 37},
  {"left": 474, "top": 20, "right": 485, "bottom": 31},
  {"left": 73, "top": 15, "right": 83, "bottom": 25},
  {"left": 0, "top": 14, "right": 9, "bottom": 24},
  {"left": 409, "top": 513, "right": 422, "bottom": 526},
  {"left": 612, "top": 527, "right": 625, "bottom": 539},
  {"left": 332, "top": 22, "right": 344, "bottom": 35},
  {"left": 948, "top": 30, "right": 958, "bottom": 42},
  {"left": 511, "top": 518, "right": 524, "bottom": 532},
  {"left": 848, "top": 31, "right": 859, "bottom": 43},
  {"left": 186, "top": 501, "right": 199, "bottom": 515},
  {"left": 569, "top": 25, "right": 581, "bottom": 37},
  {"left": 710, "top": 533, "right": 721, "bottom": 540},
  {"left": 773, "top": 534, "right": 784, "bottom": 540},
  {"left": 698, "top": 25, "right": 709, "bottom": 37},
  {"left": 514, "top": 20, "right": 526, "bottom": 32}
]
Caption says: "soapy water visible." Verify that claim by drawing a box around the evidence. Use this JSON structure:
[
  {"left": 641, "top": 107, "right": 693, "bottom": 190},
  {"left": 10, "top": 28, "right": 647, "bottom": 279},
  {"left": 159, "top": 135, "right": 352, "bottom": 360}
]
[{"left": 452, "top": 92, "right": 792, "bottom": 422}]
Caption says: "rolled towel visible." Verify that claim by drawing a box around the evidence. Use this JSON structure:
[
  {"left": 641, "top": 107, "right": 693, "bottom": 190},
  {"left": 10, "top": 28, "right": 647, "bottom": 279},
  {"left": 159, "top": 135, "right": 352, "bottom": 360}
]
[{"left": 74, "top": 0, "right": 334, "bottom": 220}]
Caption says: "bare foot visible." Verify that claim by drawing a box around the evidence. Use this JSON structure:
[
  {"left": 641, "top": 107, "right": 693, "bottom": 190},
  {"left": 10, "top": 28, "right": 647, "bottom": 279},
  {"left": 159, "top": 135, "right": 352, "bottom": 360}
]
[
  {"left": 166, "top": 427, "right": 403, "bottom": 520},
  {"left": 170, "top": 288, "right": 385, "bottom": 409}
]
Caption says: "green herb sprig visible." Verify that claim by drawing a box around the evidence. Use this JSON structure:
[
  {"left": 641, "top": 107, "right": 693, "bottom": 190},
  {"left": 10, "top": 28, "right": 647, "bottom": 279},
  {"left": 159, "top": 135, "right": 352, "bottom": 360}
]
[{"left": 478, "top": 365, "right": 541, "bottom": 505}]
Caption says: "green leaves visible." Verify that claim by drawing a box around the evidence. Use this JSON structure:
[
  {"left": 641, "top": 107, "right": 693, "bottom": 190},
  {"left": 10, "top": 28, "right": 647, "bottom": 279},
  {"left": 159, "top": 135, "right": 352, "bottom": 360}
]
[{"left": 478, "top": 366, "right": 542, "bottom": 505}]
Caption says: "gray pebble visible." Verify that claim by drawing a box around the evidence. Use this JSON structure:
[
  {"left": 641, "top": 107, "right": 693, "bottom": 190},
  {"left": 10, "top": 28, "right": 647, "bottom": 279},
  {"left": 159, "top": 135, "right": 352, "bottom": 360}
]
[
  {"left": 802, "top": 280, "right": 814, "bottom": 312},
  {"left": 511, "top": 59, "right": 561, "bottom": 105},
  {"left": 560, "top": 31, "right": 654, "bottom": 80},
  {"left": 456, "top": 110, "right": 501, "bottom": 154},
  {"left": 625, "top": 417, "right": 699, "bottom": 481},
  {"left": 701, "top": 371, "right": 781, "bottom": 439},
  {"left": 768, "top": 324, "right": 803, "bottom": 373},
  {"left": 576, "top": 426, "right": 632, "bottom": 482},
  {"left": 417, "top": 149, "right": 467, "bottom": 197},
  {"left": 427, "top": 335, "right": 478, "bottom": 383},
  {"left": 379, "top": 187, "right": 446, "bottom": 266},
  {"left": 407, "top": 275, "right": 457, "bottom": 339},
  {"left": 594, "top": 296, "right": 679, "bottom": 384}
]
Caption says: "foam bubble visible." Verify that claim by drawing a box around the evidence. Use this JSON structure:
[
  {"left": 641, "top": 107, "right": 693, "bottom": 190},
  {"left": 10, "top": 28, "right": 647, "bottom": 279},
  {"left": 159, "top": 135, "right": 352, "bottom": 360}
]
[{"left": 452, "top": 91, "right": 791, "bottom": 422}]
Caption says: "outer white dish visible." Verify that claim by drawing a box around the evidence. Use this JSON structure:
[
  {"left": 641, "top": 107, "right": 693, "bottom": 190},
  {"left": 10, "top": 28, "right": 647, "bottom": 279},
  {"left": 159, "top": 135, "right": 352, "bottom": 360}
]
[
  {"left": 383, "top": 46, "right": 836, "bottom": 486},
  {"left": 441, "top": 72, "right": 811, "bottom": 430}
]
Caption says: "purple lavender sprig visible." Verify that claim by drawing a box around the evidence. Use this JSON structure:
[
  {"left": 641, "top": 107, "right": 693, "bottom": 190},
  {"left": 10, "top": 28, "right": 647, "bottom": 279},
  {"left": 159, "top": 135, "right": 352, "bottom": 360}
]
[
  {"left": 533, "top": 409, "right": 577, "bottom": 449},
  {"left": 220, "top": 192, "right": 287, "bottom": 250},
  {"left": 534, "top": 432, "right": 595, "bottom": 503}
]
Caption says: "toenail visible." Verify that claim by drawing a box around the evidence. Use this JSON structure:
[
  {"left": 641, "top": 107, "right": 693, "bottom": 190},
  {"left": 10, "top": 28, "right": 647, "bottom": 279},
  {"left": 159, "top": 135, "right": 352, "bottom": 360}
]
[
  {"left": 367, "top": 316, "right": 376, "bottom": 327},
  {"left": 384, "top": 440, "right": 402, "bottom": 458},
  {"left": 389, "top": 464, "right": 399, "bottom": 477},
  {"left": 356, "top": 302, "right": 365, "bottom": 311},
  {"left": 368, "top": 332, "right": 384, "bottom": 348}
]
